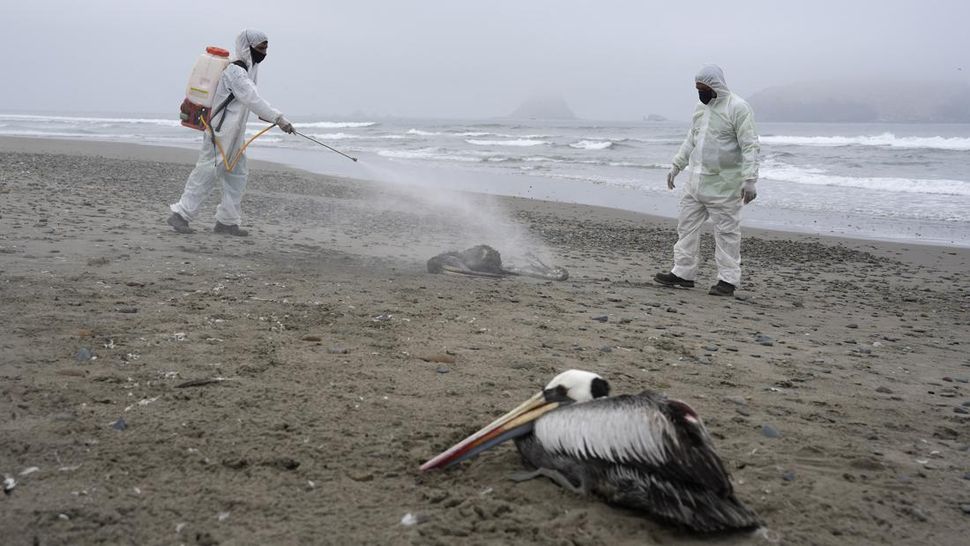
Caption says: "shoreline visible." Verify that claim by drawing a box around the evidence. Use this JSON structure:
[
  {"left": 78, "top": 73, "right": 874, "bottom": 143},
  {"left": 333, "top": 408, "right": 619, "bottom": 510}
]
[
  {"left": 3, "top": 135, "right": 968, "bottom": 250},
  {"left": 1, "top": 136, "right": 969, "bottom": 545},
  {"left": 3, "top": 136, "right": 968, "bottom": 262}
]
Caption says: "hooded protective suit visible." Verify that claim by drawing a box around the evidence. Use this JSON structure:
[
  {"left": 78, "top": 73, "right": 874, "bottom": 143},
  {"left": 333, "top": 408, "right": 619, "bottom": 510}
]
[
  {"left": 667, "top": 65, "right": 760, "bottom": 287},
  {"left": 170, "top": 29, "right": 284, "bottom": 227}
]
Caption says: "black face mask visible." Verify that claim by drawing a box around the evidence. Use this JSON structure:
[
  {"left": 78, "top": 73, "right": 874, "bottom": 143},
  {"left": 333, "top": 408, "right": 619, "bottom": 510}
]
[
  {"left": 250, "top": 47, "right": 266, "bottom": 65},
  {"left": 698, "top": 88, "right": 716, "bottom": 105}
]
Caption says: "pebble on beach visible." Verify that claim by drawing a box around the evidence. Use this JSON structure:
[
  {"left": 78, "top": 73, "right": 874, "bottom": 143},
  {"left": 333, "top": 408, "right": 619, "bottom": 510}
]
[{"left": 762, "top": 424, "right": 782, "bottom": 438}]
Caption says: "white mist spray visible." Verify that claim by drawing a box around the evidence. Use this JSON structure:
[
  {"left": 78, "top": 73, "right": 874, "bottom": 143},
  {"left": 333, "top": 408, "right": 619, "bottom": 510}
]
[{"left": 348, "top": 157, "right": 558, "bottom": 267}]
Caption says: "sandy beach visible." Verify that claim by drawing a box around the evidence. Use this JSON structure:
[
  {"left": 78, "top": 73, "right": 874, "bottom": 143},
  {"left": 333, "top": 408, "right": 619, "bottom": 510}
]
[{"left": 1, "top": 136, "right": 968, "bottom": 545}]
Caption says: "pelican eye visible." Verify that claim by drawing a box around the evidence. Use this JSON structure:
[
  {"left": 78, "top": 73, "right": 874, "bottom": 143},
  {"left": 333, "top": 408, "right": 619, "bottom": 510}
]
[
  {"left": 542, "top": 385, "right": 570, "bottom": 403},
  {"left": 590, "top": 377, "right": 610, "bottom": 399}
]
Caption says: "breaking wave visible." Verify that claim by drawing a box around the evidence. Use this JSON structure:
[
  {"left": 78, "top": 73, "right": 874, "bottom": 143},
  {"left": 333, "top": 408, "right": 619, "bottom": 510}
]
[
  {"left": 761, "top": 133, "right": 970, "bottom": 151},
  {"left": 569, "top": 140, "right": 614, "bottom": 150},
  {"left": 762, "top": 160, "right": 970, "bottom": 195},
  {"left": 0, "top": 114, "right": 180, "bottom": 127},
  {"left": 304, "top": 132, "right": 404, "bottom": 140},
  {"left": 466, "top": 138, "right": 547, "bottom": 147},
  {"left": 377, "top": 148, "right": 484, "bottom": 163},
  {"left": 297, "top": 121, "right": 377, "bottom": 129}
]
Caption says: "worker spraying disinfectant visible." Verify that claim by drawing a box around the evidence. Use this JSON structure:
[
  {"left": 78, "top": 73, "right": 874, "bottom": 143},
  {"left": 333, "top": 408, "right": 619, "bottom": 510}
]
[{"left": 168, "top": 29, "right": 355, "bottom": 237}]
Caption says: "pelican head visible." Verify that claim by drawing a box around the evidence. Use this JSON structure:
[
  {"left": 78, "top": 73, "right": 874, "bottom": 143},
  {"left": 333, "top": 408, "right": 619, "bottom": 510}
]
[
  {"left": 420, "top": 369, "right": 610, "bottom": 471},
  {"left": 542, "top": 369, "right": 610, "bottom": 404}
]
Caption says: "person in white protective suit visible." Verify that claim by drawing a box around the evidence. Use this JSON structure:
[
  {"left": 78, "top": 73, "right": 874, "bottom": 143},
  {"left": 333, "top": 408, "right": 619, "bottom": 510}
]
[
  {"left": 654, "top": 64, "right": 760, "bottom": 297},
  {"left": 168, "top": 29, "right": 294, "bottom": 236}
]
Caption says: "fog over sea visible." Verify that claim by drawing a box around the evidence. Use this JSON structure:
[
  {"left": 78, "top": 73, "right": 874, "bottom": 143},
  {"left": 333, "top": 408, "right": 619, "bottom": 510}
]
[{"left": 3, "top": 112, "right": 968, "bottom": 247}]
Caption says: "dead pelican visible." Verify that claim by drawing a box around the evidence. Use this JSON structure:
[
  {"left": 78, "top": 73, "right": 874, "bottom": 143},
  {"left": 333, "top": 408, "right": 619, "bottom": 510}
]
[
  {"left": 420, "top": 370, "right": 761, "bottom": 533},
  {"left": 427, "top": 244, "right": 568, "bottom": 281}
]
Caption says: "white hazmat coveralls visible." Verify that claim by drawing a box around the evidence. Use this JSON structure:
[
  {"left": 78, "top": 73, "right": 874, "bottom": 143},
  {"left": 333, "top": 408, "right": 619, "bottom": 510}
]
[
  {"left": 170, "top": 29, "right": 283, "bottom": 227},
  {"left": 668, "top": 64, "right": 760, "bottom": 286}
]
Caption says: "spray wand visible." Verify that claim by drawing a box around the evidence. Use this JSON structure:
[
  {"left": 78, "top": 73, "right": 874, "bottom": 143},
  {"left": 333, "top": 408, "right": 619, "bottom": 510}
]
[{"left": 293, "top": 130, "right": 358, "bottom": 162}]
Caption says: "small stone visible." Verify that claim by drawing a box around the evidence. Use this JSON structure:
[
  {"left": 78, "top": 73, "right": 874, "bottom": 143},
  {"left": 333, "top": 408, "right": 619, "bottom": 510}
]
[
  {"left": 762, "top": 424, "right": 781, "bottom": 438},
  {"left": 755, "top": 334, "right": 774, "bottom": 347},
  {"left": 349, "top": 472, "right": 374, "bottom": 482},
  {"left": 401, "top": 512, "right": 427, "bottom": 526},
  {"left": 666, "top": 307, "right": 677, "bottom": 313},
  {"left": 328, "top": 347, "right": 349, "bottom": 354},
  {"left": 599, "top": 346, "right": 613, "bottom": 353},
  {"left": 591, "top": 315, "right": 608, "bottom": 322},
  {"left": 301, "top": 335, "right": 322, "bottom": 342},
  {"left": 435, "top": 366, "right": 449, "bottom": 374},
  {"left": 111, "top": 417, "right": 127, "bottom": 431},
  {"left": 875, "top": 386, "right": 893, "bottom": 394},
  {"left": 116, "top": 307, "right": 138, "bottom": 314},
  {"left": 954, "top": 407, "right": 969, "bottom": 415},
  {"left": 907, "top": 507, "right": 929, "bottom": 522},
  {"left": 703, "top": 345, "right": 719, "bottom": 352},
  {"left": 846, "top": 323, "right": 859, "bottom": 329},
  {"left": 782, "top": 470, "right": 796, "bottom": 482},
  {"left": 961, "top": 504, "right": 970, "bottom": 515},
  {"left": 75, "top": 348, "right": 92, "bottom": 362},
  {"left": 724, "top": 395, "right": 747, "bottom": 406},
  {"left": 265, "top": 457, "right": 300, "bottom": 471}
]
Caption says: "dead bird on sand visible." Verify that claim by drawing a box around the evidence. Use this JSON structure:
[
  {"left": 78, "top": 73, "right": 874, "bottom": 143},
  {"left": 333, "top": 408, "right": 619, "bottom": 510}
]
[{"left": 427, "top": 245, "right": 568, "bottom": 281}]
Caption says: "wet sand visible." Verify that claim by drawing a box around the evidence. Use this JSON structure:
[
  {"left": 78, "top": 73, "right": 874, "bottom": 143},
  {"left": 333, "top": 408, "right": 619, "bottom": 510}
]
[{"left": 1, "top": 137, "right": 968, "bottom": 545}]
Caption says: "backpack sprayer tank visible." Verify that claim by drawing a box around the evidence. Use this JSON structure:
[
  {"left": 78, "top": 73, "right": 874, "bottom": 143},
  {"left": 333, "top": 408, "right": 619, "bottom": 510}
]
[{"left": 179, "top": 46, "right": 231, "bottom": 131}]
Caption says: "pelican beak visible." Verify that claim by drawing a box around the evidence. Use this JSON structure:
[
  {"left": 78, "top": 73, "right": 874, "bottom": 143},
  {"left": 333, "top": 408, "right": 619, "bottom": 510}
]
[{"left": 420, "top": 391, "right": 560, "bottom": 471}]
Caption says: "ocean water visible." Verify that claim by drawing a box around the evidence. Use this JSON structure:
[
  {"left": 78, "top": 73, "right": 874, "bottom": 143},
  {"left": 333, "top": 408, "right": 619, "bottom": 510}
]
[{"left": 2, "top": 112, "right": 968, "bottom": 246}]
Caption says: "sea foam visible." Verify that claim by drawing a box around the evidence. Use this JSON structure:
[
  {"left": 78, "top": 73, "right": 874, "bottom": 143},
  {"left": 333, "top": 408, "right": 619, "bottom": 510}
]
[
  {"left": 761, "top": 133, "right": 970, "bottom": 151},
  {"left": 378, "top": 148, "right": 483, "bottom": 162},
  {"left": 569, "top": 140, "right": 614, "bottom": 150},
  {"left": 465, "top": 138, "right": 547, "bottom": 147},
  {"left": 762, "top": 160, "right": 970, "bottom": 196},
  {"left": 0, "top": 114, "right": 181, "bottom": 127},
  {"left": 297, "top": 121, "right": 377, "bottom": 129}
]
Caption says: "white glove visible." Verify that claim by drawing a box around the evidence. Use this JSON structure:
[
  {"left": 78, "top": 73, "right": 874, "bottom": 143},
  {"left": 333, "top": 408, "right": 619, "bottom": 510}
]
[
  {"left": 276, "top": 115, "right": 294, "bottom": 134},
  {"left": 666, "top": 166, "right": 681, "bottom": 190},
  {"left": 742, "top": 178, "right": 757, "bottom": 204}
]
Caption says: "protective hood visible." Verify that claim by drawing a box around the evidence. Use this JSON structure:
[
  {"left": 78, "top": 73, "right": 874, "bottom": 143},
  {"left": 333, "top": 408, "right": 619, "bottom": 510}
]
[
  {"left": 232, "top": 29, "right": 268, "bottom": 72},
  {"left": 672, "top": 63, "right": 760, "bottom": 203},
  {"left": 695, "top": 64, "right": 731, "bottom": 97}
]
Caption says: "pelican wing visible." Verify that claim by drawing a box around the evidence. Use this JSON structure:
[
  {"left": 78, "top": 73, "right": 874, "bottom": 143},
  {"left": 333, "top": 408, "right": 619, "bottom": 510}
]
[{"left": 532, "top": 391, "right": 733, "bottom": 494}]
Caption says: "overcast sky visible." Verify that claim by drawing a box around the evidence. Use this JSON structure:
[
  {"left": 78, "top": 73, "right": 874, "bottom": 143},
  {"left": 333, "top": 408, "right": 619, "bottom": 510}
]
[{"left": 5, "top": 0, "right": 968, "bottom": 121}]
